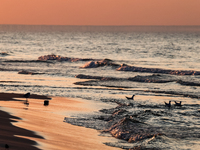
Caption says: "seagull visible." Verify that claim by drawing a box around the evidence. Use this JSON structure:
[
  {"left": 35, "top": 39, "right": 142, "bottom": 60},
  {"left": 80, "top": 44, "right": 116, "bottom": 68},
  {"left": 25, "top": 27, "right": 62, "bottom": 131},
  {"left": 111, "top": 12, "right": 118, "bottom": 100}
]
[
  {"left": 174, "top": 101, "right": 182, "bottom": 106},
  {"left": 23, "top": 92, "right": 30, "bottom": 101},
  {"left": 5, "top": 144, "right": 9, "bottom": 150},
  {"left": 125, "top": 95, "right": 135, "bottom": 100},
  {"left": 164, "top": 101, "right": 171, "bottom": 108}
]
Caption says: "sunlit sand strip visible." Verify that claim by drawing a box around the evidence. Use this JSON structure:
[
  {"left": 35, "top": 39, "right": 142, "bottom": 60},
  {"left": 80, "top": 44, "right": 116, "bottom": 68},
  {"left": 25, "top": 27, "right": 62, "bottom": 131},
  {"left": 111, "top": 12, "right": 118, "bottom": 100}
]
[{"left": 0, "top": 96, "right": 121, "bottom": 150}]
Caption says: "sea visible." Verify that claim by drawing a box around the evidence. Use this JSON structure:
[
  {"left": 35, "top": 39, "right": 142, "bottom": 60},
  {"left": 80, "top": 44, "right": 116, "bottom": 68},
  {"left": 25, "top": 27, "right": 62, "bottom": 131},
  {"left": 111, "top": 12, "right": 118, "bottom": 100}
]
[{"left": 0, "top": 25, "right": 200, "bottom": 150}]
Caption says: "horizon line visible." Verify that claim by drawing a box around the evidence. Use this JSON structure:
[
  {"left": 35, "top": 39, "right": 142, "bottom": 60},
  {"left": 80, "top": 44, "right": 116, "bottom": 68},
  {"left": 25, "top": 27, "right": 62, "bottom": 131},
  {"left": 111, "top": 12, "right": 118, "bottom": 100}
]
[{"left": 1, "top": 24, "right": 200, "bottom": 27}]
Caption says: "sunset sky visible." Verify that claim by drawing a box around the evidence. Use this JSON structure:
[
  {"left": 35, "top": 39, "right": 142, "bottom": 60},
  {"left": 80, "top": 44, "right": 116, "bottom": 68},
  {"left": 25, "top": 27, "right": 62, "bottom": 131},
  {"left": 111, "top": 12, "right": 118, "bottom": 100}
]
[{"left": 0, "top": 0, "right": 200, "bottom": 26}]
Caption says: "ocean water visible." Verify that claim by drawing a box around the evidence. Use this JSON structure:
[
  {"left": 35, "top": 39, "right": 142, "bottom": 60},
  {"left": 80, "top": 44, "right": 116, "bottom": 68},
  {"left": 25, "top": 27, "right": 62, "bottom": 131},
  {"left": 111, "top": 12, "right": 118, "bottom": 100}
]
[{"left": 0, "top": 25, "right": 200, "bottom": 150}]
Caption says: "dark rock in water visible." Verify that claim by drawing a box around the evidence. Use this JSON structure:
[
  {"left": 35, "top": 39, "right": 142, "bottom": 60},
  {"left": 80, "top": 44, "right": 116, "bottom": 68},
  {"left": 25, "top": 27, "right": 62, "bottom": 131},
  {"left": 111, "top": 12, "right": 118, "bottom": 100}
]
[
  {"left": 18, "top": 70, "right": 44, "bottom": 75},
  {"left": 38, "top": 54, "right": 93, "bottom": 62}
]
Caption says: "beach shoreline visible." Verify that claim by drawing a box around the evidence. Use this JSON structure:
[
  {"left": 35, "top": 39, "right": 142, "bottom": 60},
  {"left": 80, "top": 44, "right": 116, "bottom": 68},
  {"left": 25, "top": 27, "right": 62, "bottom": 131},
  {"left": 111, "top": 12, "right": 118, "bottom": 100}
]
[{"left": 0, "top": 92, "right": 120, "bottom": 150}]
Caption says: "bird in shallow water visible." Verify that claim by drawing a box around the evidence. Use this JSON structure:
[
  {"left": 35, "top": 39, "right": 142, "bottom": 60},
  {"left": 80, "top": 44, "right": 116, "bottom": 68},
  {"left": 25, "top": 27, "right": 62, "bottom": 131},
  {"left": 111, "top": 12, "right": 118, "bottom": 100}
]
[
  {"left": 125, "top": 95, "right": 135, "bottom": 100},
  {"left": 174, "top": 101, "right": 182, "bottom": 106},
  {"left": 164, "top": 101, "right": 171, "bottom": 108},
  {"left": 5, "top": 144, "right": 9, "bottom": 150}
]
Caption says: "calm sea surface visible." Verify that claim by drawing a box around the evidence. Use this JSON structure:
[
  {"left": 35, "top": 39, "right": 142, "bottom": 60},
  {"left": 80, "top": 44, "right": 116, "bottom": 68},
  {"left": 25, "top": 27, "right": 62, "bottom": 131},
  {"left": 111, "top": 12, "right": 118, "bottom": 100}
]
[{"left": 0, "top": 25, "right": 200, "bottom": 150}]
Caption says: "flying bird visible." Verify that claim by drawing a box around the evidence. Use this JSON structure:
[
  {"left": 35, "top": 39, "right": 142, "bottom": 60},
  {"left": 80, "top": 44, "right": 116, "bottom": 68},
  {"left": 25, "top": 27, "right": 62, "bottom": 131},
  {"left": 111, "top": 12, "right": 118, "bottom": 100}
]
[{"left": 125, "top": 95, "right": 135, "bottom": 100}]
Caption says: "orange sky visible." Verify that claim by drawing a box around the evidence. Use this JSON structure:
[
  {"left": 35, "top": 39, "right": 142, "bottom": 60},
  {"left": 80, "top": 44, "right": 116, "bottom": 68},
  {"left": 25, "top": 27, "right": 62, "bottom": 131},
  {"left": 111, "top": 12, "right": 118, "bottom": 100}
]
[{"left": 0, "top": 0, "right": 200, "bottom": 26}]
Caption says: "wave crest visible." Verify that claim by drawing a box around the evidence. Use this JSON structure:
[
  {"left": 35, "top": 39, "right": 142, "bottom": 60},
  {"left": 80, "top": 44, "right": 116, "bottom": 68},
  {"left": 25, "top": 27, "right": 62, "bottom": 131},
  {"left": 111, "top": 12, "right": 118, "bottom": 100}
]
[{"left": 117, "top": 64, "right": 200, "bottom": 75}]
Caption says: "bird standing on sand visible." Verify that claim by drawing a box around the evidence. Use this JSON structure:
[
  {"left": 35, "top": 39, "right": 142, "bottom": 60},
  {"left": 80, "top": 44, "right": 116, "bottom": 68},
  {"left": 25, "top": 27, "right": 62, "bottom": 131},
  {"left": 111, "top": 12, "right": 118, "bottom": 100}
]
[
  {"left": 125, "top": 95, "right": 135, "bottom": 100},
  {"left": 23, "top": 92, "right": 30, "bottom": 101},
  {"left": 164, "top": 101, "right": 171, "bottom": 108},
  {"left": 23, "top": 93, "right": 30, "bottom": 107},
  {"left": 5, "top": 144, "right": 9, "bottom": 150},
  {"left": 174, "top": 101, "right": 182, "bottom": 106}
]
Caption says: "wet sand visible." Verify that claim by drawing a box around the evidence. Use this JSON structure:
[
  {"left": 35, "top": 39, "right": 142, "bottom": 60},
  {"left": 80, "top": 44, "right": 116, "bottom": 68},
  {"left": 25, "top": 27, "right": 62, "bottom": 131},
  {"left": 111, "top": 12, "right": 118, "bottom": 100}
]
[{"left": 0, "top": 92, "right": 120, "bottom": 150}]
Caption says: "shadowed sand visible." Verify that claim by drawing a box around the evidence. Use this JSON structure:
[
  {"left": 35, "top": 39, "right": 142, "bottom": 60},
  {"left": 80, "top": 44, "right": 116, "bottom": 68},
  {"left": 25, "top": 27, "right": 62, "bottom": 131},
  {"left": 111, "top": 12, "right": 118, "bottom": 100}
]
[{"left": 0, "top": 93, "right": 121, "bottom": 150}]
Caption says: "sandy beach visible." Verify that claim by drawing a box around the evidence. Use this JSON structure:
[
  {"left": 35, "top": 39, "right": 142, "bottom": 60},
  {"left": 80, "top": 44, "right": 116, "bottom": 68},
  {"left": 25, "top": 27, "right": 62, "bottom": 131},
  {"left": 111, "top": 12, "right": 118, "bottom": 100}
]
[{"left": 0, "top": 92, "right": 121, "bottom": 150}]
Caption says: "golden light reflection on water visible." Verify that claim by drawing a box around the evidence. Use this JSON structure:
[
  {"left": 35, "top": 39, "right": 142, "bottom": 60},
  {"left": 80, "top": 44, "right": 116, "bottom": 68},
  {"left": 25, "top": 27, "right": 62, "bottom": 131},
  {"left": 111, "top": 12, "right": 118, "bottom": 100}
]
[
  {"left": 0, "top": 96, "right": 121, "bottom": 150},
  {"left": 0, "top": 71, "right": 78, "bottom": 87}
]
